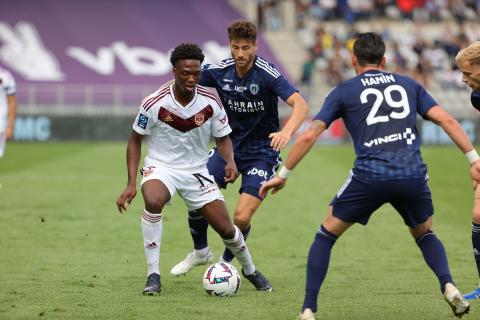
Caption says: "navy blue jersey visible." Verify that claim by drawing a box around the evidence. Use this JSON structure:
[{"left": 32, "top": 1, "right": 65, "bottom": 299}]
[
  {"left": 315, "top": 70, "right": 437, "bottom": 180},
  {"left": 199, "top": 56, "right": 298, "bottom": 159},
  {"left": 472, "top": 90, "right": 480, "bottom": 111}
]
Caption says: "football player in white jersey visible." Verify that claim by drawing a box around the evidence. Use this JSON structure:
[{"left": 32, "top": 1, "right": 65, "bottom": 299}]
[
  {"left": 116, "top": 43, "right": 272, "bottom": 295},
  {"left": 0, "top": 66, "right": 16, "bottom": 158}
]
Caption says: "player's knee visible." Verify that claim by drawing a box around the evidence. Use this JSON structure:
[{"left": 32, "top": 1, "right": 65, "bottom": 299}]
[
  {"left": 234, "top": 209, "right": 254, "bottom": 230},
  {"left": 144, "top": 198, "right": 165, "bottom": 213},
  {"left": 216, "top": 223, "right": 234, "bottom": 239},
  {"left": 411, "top": 225, "right": 433, "bottom": 241},
  {"left": 472, "top": 207, "right": 480, "bottom": 224}
]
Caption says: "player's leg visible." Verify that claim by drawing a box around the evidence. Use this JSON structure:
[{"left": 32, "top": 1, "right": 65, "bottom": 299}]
[
  {"left": 0, "top": 131, "right": 6, "bottom": 158},
  {"left": 140, "top": 166, "right": 174, "bottom": 295},
  {"left": 299, "top": 207, "right": 352, "bottom": 320},
  {"left": 178, "top": 168, "right": 272, "bottom": 290},
  {"left": 300, "top": 172, "right": 378, "bottom": 319},
  {"left": 170, "top": 149, "right": 225, "bottom": 276},
  {"left": 464, "top": 186, "right": 480, "bottom": 299},
  {"left": 221, "top": 193, "right": 260, "bottom": 262},
  {"left": 221, "top": 157, "right": 280, "bottom": 262},
  {"left": 199, "top": 199, "right": 272, "bottom": 291},
  {"left": 409, "top": 218, "right": 470, "bottom": 317},
  {"left": 392, "top": 178, "right": 469, "bottom": 317}
]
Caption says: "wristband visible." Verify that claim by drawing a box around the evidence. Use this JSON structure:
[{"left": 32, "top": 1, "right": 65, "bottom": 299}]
[
  {"left": 278, "top": 166, "right": 291, "bottom": 179},
  {"left": 466, "top": 149, "right": 480, "bottom": 164}
]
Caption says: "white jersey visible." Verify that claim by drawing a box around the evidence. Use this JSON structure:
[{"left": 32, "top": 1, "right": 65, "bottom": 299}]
[
  {"left": 133, "top": 84, "right": 231, "bottom": 172},
  {"left": 0, "top": 67, "right": 16, "bottom": 130}
]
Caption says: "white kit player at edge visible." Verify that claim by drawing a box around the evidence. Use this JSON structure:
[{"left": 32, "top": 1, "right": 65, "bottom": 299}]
[{"left": 0, "top": 66, "right": 17, "bottom": 158}]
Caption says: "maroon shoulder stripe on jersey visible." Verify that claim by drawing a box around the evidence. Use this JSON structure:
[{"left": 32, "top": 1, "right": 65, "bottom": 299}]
[
  {"left": 144, "top": 91, "right": 169, "bottom": 112},
  {"left": 158, "top": 105, "right": 213, "bottom": 133},
  {"left": 141, "top": 86, "right": 169, "bottom": 108},
  {"left": 197, "top": 87, "right": 224, "bottom": 109},
  {"left": 142, "top": 86, "right": 170, "bottom": 111}
]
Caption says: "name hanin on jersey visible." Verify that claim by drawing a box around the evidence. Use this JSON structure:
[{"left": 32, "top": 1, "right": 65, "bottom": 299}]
[{"left": 361, "top": 73, "right": 396, "bottom": 87}]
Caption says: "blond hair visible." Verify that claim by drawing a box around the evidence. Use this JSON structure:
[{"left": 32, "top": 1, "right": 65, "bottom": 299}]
[{"left": 455, "top": 41, "right": 480, "bottom": 66}]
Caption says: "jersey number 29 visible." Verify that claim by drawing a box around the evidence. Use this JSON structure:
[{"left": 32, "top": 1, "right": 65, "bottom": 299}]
[{"left": 361, "top": 85, "right": 410, "bottom": 125}]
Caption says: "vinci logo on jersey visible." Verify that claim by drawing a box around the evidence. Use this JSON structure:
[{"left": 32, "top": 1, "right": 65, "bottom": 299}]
[
  {"left": 137, "top": 114, "right": 148, "bottom": 129},
  {"left": 364, "top": 128, "right": 416, "bottom": 147}
]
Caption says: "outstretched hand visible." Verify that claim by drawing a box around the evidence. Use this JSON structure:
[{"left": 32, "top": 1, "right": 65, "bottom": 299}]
[
  {"left": 269, "top": 131, "right": 291, "bottom": 151},
  {"left": 259, "top": 176, "right": 287, "bottom": 198},
  {"left": 116, "top": 184, "right": 137, "bottom": 213}
]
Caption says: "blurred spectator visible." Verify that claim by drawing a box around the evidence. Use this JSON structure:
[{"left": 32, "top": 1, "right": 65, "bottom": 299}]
[
  {"left": 391, "top": 41, "right": 409, "bottom": 74},
  {"left": 309, "top": 0, "right": 337, "bottom": 20},
  {"left": 413, "top": 55, "right": 433, "bottom": 88},
  {"left": 258, "top": 0, "right": 282, "bottom": 31},
  {"left": 288, "top": 0, "right": 479, "bottom": 94},
  {"left": 300, "top": 52, "right": 315, "bottom": 95},
  {"left": 348, "top": 0, "right": 375, "bottom": 22},
  {"left": 396, "top": 0, "right": 426, "bottom": 20}
]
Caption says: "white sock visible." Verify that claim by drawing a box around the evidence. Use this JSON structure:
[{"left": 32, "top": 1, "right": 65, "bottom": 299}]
[
  {"left": 195, "top": 247, "right": 210, "bottom": 257},
  {"left": 141, "top": 209, "right": 163, "bottom": 276},
  {"left": 223, "top": 225, "right": 255, "bottom": 275},
  {"left": 0, "top": 132, "right": 5, "bottom": 158}
]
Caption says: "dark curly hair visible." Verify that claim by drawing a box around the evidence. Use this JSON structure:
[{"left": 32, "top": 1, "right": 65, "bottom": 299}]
[
  {"left": 227, "top": 20, "right": 257, "bottom": 42},
  {"left": 170, "top": 43, "right": 205, "bottom": 67}
]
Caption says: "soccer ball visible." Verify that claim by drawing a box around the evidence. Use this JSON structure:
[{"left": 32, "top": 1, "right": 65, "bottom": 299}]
[{"left": 203, "top": 262, "right": 241, "bottom": 296}]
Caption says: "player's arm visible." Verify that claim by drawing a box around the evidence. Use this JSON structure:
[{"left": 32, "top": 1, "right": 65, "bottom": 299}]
[
  {"left": 425, "top": 105, "right": 480, "bottom": 188},
  {"left": 6, "top": 94, "right": 16, "bottom": 140},
  {"left": 270, "top": 92, "right": 309, "bottom": 151},
  {"left": 116, "top": 130, "right": 144, "bottom": 213},
  {"left": 214, "top": 135, "right": 239, "bottom": 183},
  {"left": 260, "top": 120, "right": 327, "bottom": 197}
]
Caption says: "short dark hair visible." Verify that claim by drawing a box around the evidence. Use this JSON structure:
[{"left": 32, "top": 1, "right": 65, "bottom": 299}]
[
  {"left": 353, "top": 33, "right": 385, "bottom": 66},
  {"left": 227, "top": 20, "right": 257, "bottom": 42},
  {"left": 170, "top": 43, "right": 205, "bottom": 67}
]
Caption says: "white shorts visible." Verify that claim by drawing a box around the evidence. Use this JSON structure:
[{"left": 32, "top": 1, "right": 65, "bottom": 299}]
[{"left": 140, "top": 163, "right": 224, "bottom": 210}]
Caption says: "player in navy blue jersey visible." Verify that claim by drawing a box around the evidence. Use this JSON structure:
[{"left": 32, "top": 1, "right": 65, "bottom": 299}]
[
  {"left": 455, "top": 41, "right": 480, "bottom": 300},
  {"left": 170, "top": 20, "right": 309, "bottom": 288},
  {"left": 260, "top": 33, "right": 480, "bottom": 319}
]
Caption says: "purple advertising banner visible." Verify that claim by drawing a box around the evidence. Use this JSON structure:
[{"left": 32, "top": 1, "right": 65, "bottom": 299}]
[{"left": 0, "top": 0, "right": 283, "bottom": 85}]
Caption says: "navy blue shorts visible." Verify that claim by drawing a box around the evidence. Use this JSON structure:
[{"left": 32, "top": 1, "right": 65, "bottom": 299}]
[
  {"left": 331, "top": 171, "right": 434, "bottom": 228},
  {"left": 207, "top": 148, "right": 281, "bottom": 200}
]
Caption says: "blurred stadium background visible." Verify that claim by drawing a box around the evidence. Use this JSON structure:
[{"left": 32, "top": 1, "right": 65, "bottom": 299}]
[
  {"left": 2, "top": 2, "right": 480, "bottom": 319},
  {"left": 2, "top": 0, "right": 479, "bottom": 143}
]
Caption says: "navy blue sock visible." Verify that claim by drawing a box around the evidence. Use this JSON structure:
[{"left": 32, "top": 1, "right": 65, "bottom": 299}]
[
  {"left": 472, "top": 222, "right": 480, "bottom": 278},
  {"left": 416, "top": 231, "right": 453, "bottom": 293},
  {"left": 302, "top": 225, "right": 337, "bottom": 313},
  {"left": 222, "top": 225, "right": 251, "bottom": 261},
  {"left": 188, "top": 210, "right": 209, "bottom": 250}
]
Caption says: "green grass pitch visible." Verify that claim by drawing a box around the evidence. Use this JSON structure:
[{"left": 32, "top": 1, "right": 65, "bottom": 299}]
[{"left": 0, "top": 142, "right": 478, "bottom": 319}]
